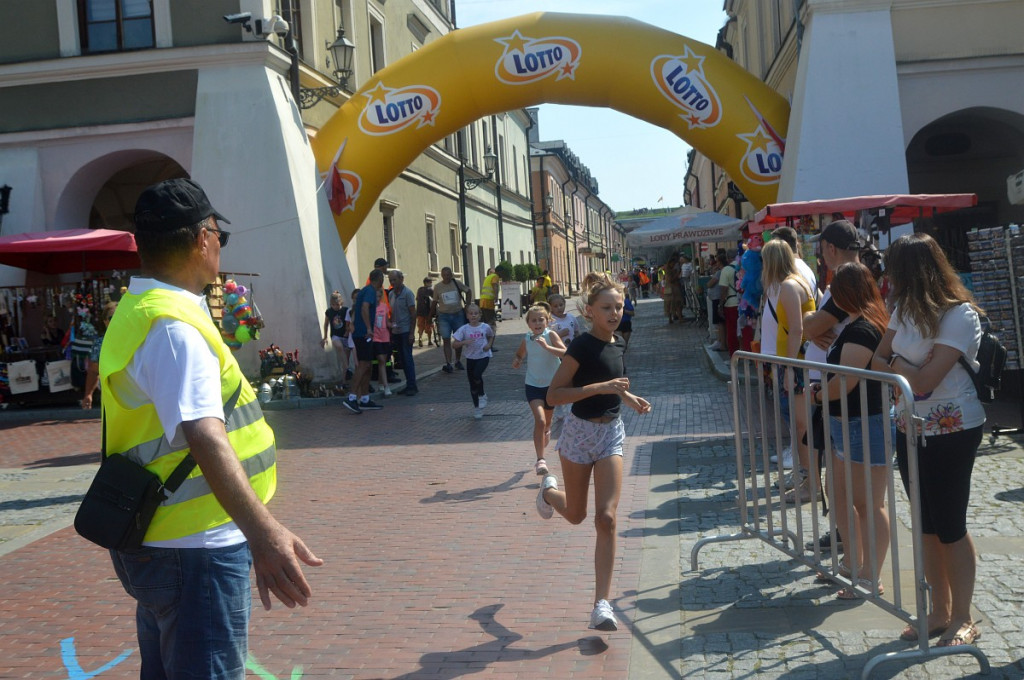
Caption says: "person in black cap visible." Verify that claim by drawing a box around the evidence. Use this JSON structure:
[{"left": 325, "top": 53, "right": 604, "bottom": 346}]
[{"left": 100, "top": 178, "right": 322, "bottom": 678}]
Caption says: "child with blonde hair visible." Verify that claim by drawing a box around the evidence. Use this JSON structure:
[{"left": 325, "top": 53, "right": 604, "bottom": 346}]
[
  {"left": 512, "top": 302, "right": 567, "bottom": 476},
  {"left": 538, "top": 271, "right": 651, "bottom": 632},
  {"left": 548, "top": 293, "right": 582, "bottom": 343}
]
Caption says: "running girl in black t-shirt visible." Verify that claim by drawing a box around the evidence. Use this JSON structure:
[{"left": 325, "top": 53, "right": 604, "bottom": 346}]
[{"left": 536, "top": 272, "right": 651, "bottom": 632}]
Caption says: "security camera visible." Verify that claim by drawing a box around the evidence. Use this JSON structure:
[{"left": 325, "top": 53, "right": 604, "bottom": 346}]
[
  {"left": 255, "top": 15, "right": 289, "bottom": 37},
  {"left": 223, "top": 12, "right": 253, "bottom": 30}
]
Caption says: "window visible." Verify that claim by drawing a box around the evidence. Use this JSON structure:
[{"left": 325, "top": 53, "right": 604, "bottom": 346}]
[
  {"left": 450, "top": 224, "right": 462, "bottom": 273},
  {"left": 370, "top": 13, "right": 386, "bottom": 73},
  {"left": 488, "top": 248, "right": 495, "bottom": 271},
  {"left": 78, "top": 0, "right": 154, "bottom": 53},
  {"left": 426, "top": 217, "right": 438, "bottom": 272},
  {"left": 382, "top": 214, "right": 396, "bottom": 266},
  {"left": 275, "top": 0, "right": 303, "bottom": 59},
  {"left": 512, "top": 144, "right": 519, "bottom": 192}
]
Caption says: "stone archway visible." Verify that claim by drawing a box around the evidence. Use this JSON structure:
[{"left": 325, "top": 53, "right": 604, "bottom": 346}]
[{"left": 311, "top": 12, "right": 790, "bottom": 248}]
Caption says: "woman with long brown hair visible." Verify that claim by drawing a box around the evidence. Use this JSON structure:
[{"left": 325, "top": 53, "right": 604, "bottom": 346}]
[
  {"left": 810, "top": 262, "right": 891, "bottom": 599},
  {"left": 872, "top": 233, "right": 984, "bottom": 647}
]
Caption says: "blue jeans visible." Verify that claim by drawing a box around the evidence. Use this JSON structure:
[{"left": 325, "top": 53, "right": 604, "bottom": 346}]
[
  {"left": 111, "top": 542, "right": 252, "bottom": 679},
  {"left": 829, "top": 413, "right": 892, "bottom": 466},
  {"left": 392, "top": 332, "right": 417, "bottom": 389}
]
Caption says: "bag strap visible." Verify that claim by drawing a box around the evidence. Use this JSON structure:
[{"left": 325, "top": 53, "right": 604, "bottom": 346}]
[
  {"left": 101, "top": 381, "right": 244, "bottom": 495},
  {"left": 765, "top": 296, "right": 778, "bottom": 322}
]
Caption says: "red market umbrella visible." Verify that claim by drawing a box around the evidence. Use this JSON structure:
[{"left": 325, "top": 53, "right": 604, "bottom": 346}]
[
  {"left": 0, "top": 228, "right": 140, "bottom": 274},
  {"left": 750, "top": 193, "right": 978, "bottom": 232}
]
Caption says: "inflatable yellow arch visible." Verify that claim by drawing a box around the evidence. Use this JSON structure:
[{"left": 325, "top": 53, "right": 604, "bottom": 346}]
[{"left": 312, "top": 12, "right": 789, "bottom": 247}]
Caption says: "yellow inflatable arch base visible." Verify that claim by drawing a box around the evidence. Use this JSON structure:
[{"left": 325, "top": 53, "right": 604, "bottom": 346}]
[{"left": 312, "top": 12, "right": 790, "bottom": 248}]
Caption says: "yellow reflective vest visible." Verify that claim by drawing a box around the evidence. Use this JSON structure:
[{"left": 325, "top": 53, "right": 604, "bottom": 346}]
[{"left": 99, "top": 288, "right": 276, "bottom": 542}]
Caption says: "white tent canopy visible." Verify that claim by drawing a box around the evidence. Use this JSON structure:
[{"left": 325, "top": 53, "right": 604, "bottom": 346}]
[{"left": 625, "top": 207, "right": 746, "bottom": 248}]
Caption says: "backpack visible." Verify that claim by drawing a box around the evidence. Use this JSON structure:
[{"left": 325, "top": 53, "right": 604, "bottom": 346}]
[{"left": 958, "top": 318, "right": 1007, "bottom": 403}]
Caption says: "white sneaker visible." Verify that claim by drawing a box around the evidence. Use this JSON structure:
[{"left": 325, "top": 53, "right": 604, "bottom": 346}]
[
  {"left": 589, "top": 599, "right": 618, "bottom": 631},
  {"left": 770, "top": 446, "right": 794, "bottom": 469},
  {"left": 478, "top": 394, "right": 488, "bottom": 408},
  {"left": 536, "top": 475, "right": 557, "bottom": 519},
  {"left": 474, "top": 407, "right": 483, "bottom": 420},
  {"left": 383, "top": 387, "right": 392, "bottom": 397}
]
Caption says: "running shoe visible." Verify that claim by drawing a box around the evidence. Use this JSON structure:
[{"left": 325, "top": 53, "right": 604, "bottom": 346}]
[
  {"left": 478, "top": 394, "right": 488, "bottom": 408},
  {"left": 474, "top": 407, "right": 483, "bottom": 420},
  {"left": 360, "top": 400, "right": 384, "bottom": 410},
  {"left": 535, "top": 458, "right": 549, "bottom": 476},
  {"left": 442, "top": 363, "right": 454, "bottom": 373},
  {"left": 383, "top": 387, "right": 392, "bottom": 397},
  {"left": 342, "top": 399, "right": 362, "bottom": 414},
  {"left": 536, "top": 474, "right": 557, "bottom": 519},
  {"left": 589, "top": 599, "right": 618, "bottom": 631},
  {"left": 454, "top": 361, "right": 465, "bottom": 370}
]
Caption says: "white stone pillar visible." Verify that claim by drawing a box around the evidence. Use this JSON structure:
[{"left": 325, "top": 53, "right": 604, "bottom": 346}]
[
  {"left": 777, "top": 0, "right": 908, "bottom": 202},
  {"left": 190, "top": 58, "right": 353, "bottom": 377}
]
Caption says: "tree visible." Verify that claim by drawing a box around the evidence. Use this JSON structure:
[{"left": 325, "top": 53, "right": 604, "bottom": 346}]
[
  {"left": 512, "top": 263, "right": 531, "bottom": 283},
  {"left": 495, "top": 260, "right": 514, "bottom": 281}
]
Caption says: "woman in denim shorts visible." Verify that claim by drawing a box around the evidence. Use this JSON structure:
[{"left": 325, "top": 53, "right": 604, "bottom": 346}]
[
  {"left": 535, "top": 273, "right": 650, "bottom": 633},
  {"left": 811, "top": 263, "right": 891, "bottom": 600}
]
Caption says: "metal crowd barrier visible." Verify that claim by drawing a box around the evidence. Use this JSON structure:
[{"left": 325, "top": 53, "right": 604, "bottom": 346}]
[{"left": 690, "top": 351, "right": 990, "bottom": 679}]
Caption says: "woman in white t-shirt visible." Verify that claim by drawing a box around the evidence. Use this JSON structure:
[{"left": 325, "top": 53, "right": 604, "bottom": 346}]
[{"left": 872, "top": 233, "right": 984, "bottom": 648}]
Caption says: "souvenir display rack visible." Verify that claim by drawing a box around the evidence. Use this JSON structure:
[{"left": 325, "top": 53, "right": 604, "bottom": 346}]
[
  {"left": 966, "top": 225, "right": 1023, "bottom": 437},
  {"left": 0, "top": 277, "right": 123, "bottom": 407}
]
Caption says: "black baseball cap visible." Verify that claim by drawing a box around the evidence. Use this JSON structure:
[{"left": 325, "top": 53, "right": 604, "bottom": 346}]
[
  {"left": 813, "top": 219, "right": 863, "bottom": 250},
  {"left": 374, "top": 258, "right": 389, "bottom": 268},
  {"left": 134, "top": 178, "right": 230, "bottom": 232}
]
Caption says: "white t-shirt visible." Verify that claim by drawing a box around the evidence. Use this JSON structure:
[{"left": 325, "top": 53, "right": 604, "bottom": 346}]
[
  {"left": 110, "top": 277, "right": 244, "bottom": 549},
  {"left": 890, "top": 302, "right": 985, "bottom": 437},
  {"left": 452, "top": 322, "right": 494, "bottom": 360},
  {"left": 795, "top": 258, "right": 818, "bottom": 301},
  {"left": 549, "top": 313, "right": 581, "bottom": 342}
]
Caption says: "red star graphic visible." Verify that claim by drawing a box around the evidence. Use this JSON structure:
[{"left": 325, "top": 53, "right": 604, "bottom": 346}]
[
  {"left": 421, "top": 110, "right": 435, "bottom": 124},
  {"left": 561, "top": 62, "right": 576, "bottom": 78}
]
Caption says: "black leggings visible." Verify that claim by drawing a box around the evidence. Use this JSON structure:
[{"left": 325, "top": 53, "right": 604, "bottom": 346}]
[
  {"left": 896, "top": 425, "right": 982, "bottom": 544},
  {"left": 466, "top": 357, "right": 489, "bottom": 407}
]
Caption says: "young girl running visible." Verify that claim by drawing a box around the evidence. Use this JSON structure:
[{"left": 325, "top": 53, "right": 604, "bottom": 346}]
[
  {"left": 538, "top": 272, "right": 651, "bottom": 632},
  {"left": 512, "top": 302, "right": 567, "bottom": 476},
  {"left": 451, "top": 303, "right": 495, "bottom": 419}
]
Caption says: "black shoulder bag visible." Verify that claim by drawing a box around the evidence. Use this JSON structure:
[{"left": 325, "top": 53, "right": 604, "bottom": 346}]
[{"left": 74, "top": 418, "right": 197, "bottom": 551}]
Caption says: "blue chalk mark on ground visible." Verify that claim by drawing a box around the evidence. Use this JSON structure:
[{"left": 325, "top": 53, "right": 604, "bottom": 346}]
[{"left": 60, "top": 638, "right": 132, "bottom": 679}]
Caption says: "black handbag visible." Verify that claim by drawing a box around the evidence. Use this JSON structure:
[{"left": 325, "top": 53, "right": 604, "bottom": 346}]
[{"left": 75, "top": 418, "right": 196, "bottom": 551}]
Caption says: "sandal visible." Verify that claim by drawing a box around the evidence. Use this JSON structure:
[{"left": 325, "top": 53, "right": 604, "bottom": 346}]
[
  {"left": 937, "top": 622, "right": 981, "bottom": 647},
  {"left": 535, "top": 458, "right": 549, "bottom": 476},
  {"left": 836, "top": 579, "right": 883, "bottom": 600},
  {"left": 899, "top": 621, "right": 949, "bottom": 642},
  {"left": 814, "top": 562, "right": 851, "bottom": 584}
]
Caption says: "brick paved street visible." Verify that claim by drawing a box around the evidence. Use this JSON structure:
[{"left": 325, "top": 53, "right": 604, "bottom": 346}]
[{"left": 0, "top": 296, "right": 1022, "bottom": 679}]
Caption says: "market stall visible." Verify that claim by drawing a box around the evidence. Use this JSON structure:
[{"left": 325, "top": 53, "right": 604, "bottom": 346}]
[{"left": 0, "top": 229, "right": 139, "bottom": 408}]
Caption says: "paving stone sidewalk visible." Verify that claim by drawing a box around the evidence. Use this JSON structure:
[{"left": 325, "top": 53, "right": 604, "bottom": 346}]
[{"left": 0, "top": 296, "right": 1021, "bottom": 679}]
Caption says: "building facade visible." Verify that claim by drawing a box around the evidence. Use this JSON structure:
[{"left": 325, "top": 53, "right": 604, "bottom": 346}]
[
  {"left": 0, "top": 0, "right": 533, "bottom": 376},
  {"left": 685, "top": 0, "right": 1024, "bottom": 257}
]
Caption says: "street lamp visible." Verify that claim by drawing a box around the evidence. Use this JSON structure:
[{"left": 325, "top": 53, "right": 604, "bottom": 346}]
[
  {"left": 463, "top": 147, "right": 497, "bottom": 190},
  {"left": 297, "top": 24, "right": 355, "bottom": 109}
]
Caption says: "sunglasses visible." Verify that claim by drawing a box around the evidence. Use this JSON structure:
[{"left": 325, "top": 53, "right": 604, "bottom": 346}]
[{"left": 207, "top": 227, "right": 230, "bottom": 248}]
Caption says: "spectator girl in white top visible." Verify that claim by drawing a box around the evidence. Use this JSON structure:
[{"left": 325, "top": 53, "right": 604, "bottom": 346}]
[
  {"left": 871, "top": 233, "right": 984, "bottom": 648},
  {"left": 512, "top": 302, "right": 567, "bottom": 476},
  {"left": 451, "top": 303, "right": 495, "bottom": 420},
  {"left": 537, "top": 272, "right": 651, "bottom": 632}
]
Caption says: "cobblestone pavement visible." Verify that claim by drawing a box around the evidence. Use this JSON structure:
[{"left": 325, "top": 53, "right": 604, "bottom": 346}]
[{"left": 0, "top": 296, "right": 1021, "bottom": 679}]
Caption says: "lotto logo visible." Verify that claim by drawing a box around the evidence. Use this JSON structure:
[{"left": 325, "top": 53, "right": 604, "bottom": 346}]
[
  {"left": 359, "top": 81, "right": 441, "bottom": 136},
  {"left": 494, "top": 30, "right": 581, "bottom": 85},
  {"left": 650, "top": 46, "right": 723, "bottom": 129}
]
